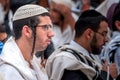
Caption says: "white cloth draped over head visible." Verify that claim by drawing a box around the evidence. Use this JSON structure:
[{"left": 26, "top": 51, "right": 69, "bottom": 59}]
[{"left": 96, "top": 0, "right": 119, "bottom": 16}]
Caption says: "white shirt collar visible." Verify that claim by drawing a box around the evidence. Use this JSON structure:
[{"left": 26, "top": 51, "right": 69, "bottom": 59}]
[{"left": 70, "top": 40, "right": 91, "bottom": 58}]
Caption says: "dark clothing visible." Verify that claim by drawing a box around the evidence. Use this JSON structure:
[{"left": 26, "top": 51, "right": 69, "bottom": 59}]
[
  {"left": 62, "top": 70, "right": 89, "bottom": 80},
  {"left": 61, "top": 47, "right": 111, "bottom": 80}
]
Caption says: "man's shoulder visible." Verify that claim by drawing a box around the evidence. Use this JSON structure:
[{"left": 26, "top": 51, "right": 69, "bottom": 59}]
[
  {"left": 0, "top": 61, "right": 24, "bottom": 79},
  {"left": 0, "top": 62, "right": 17, "bottom": 72},
  {"left": 0, "top": 60, "right": 17, "bottom": 72},
  {"left": 0, "top": 62, "right": 21, "bottom": 75},
  {"left": 50, "top": 44, "right": 77, "bottom": 58},
  {"left": 46, "top": 45, "right": 79, "bottom": 65}
]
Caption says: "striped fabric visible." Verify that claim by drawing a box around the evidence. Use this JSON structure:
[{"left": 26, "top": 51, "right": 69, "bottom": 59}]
[{"left": 61, "top": 47, "right": 101, "bottom": 80}]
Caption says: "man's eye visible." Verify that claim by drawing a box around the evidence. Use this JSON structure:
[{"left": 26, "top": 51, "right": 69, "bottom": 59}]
[{"left": 37, "top": 24, "right": 53, "bottom": 31}]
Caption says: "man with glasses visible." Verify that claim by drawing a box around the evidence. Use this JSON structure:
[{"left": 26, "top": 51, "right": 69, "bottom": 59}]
[
  {"left": 101, "top": 2, "right": 120, "bottom": 80},
  {"left": 0, "top": 4, "right": 54, "bottom": 80},
  {"left": 46, "top": 10, "right": 114, "bottom": 80}
]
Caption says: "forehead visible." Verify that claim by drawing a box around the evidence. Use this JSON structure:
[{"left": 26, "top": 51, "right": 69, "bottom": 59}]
[
  {"left": 38, "top": 16, "right": 52, "bottom": 25},
  {"left": 98, "top": 21, "right": 108, "bottom": 32}
]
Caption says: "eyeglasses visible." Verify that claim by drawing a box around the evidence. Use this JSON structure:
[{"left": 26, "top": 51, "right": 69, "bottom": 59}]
[
  {"left": 37, "top": 24, "right": 53, "bottom": 31},
  {"left": 95, "top": 32, "right": 107, "bottom": 38}
]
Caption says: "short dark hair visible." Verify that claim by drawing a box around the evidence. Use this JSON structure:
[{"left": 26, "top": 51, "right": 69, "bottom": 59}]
[
  {"left": 112, "top": 2, "right": 120, "bottom": 31},
  {"left": 75, "top": 10, "right": 107, "bottom": 38},
  {"left": 13, "top": 12, "right": 50, "bottom": 40}
]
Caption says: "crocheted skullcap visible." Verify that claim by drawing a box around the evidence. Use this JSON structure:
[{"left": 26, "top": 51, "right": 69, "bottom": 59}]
[{"left": 13, "top": 4, "right": 48, "bottom": 21}]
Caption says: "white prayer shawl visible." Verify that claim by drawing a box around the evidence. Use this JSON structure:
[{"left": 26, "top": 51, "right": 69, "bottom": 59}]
[
  {"left": 0, "top": 71, "right": 5, "bottom": 80},
  {"left": 101, "top": 31, "right": 120, "bottom": 74},
  {"left": 0, "top": 37, "right": 48, "bottom": 80},
  {"left": 46, "top": 41, "right": 101, "bottom": 80},
  {"left": 101, "top": 31, "right": 120, "bottom": 61},
  {"left": 32, "top": 55, "right": 49, "bottom": 80},
  {"left": 52, "top": 25, "right": 75, "bottom": 49}
]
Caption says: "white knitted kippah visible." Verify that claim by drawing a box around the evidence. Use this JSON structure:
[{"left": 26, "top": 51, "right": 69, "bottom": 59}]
[{"left": 13, "top": 4, "right": 48, "bottom": 21}]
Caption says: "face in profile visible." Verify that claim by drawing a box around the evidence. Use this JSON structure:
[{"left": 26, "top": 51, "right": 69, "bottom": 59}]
[
  {"left": 35, "top": 16, "right": 54, "bottom": 51},
  {"left": 49, "top": 2, "right": 63, "bottom": 24},
  {"left": 90, "top": 21, "right": 108, "bottom": 55}
]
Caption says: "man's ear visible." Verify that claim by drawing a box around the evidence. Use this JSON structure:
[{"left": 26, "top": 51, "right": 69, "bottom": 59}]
[
  {"left": 115, "top": 20, "right": 120, "bottom": 31},
  {"left": 22, "top": 25, "right": 32, "bottom": 38},
  {"left": 85, "top": 28, "right": 94, "bottom": 39}
]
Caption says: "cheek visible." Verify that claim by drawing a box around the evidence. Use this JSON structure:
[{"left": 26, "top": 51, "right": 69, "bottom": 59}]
[
  {"left": 96, "top": 36, "right": 104, "bottom": 48},
  {"left": 35, "top": 35, "right": 46, "bottom": 50},
  {"left": 36, "top": 33, "right": 45, "bottom": 44},
  {"left": 36, "top": 30, "right": 48, "bottom": 44},
  {"left": 92, "top": 35, "right": 100, "bottom": 48}
]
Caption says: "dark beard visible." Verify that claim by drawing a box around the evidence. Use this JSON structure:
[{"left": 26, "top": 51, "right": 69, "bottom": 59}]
[{"left": 91, "top": 34, "right": 101, "bottom": 55}]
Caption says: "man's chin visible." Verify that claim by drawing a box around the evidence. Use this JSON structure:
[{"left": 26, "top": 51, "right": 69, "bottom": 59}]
[
  {"left": 92, "top": 49, "right": 101, "bottom": 55},
  {"left": 38, "top": 47, "right": 47, "bottom": 51}
]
